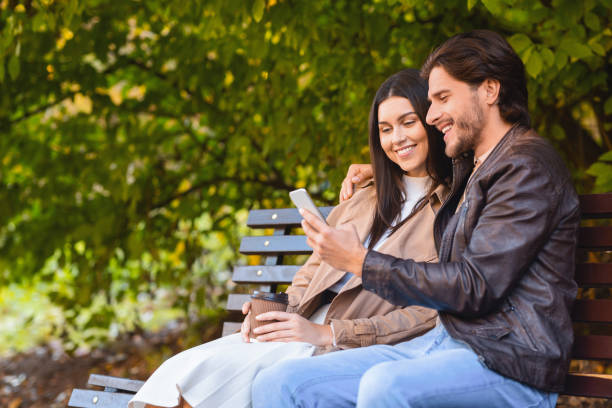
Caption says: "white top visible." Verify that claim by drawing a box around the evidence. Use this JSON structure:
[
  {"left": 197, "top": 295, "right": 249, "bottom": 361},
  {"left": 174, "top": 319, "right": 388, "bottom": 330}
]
[{"left": 328, "top": 175, "right": 431, "bottom": 293}]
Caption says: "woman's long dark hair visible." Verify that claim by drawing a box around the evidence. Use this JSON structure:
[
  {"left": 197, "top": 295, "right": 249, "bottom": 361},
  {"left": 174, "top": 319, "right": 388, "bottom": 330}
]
[{"left": 367, "top": 68, "right": 452, "bottom": 250}]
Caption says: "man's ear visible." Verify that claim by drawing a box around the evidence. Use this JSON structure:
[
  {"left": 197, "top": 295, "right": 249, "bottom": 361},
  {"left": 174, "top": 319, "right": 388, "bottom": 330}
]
[{"left": 482, "top": 78, "right": 501, "bottom": 106}]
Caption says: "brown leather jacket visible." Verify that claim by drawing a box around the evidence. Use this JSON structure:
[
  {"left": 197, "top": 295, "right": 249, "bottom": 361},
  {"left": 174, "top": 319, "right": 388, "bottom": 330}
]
[
  {"left": 287, "top": 183, "right": 447, "bottom": 353},
  {"left": 362, "top": 125, "right": 580, "bottom": 392}
]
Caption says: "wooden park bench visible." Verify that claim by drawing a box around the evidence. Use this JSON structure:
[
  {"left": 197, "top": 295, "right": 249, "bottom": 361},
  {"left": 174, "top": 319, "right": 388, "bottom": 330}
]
[{"left": 68, "top": 194, "right": 612, "bottom": 407}]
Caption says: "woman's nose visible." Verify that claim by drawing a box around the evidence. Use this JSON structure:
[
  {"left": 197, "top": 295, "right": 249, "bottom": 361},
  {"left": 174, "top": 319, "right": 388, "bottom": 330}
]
[{"left": 392, "top": 128, "right": 406, "bottom": 144}]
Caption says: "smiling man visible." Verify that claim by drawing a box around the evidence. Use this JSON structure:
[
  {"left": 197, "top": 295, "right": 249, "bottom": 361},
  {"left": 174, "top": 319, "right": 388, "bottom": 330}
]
[{"left": 251, "top": 30, "right": 580, "bottom": 408}]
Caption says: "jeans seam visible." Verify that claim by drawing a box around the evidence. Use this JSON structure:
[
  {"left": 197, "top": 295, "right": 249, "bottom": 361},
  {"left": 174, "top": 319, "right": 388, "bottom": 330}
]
[
  {"left": 407, "top": 376, "right": 551, "bottom": 407},
  {"left": 525, "top": 393, "right": 552, "bottom": 408},
  {"left": 407, "top": 376, "right": 508, "bottom": 404},
  {"left": 290, "top": 374, "right": 362, "bottom": 405}
]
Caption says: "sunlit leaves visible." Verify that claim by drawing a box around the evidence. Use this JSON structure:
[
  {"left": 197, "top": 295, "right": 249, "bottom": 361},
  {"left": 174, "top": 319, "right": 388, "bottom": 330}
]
[
  {"left": 559, "top": 37, "right": 593, "bottom": 59},
  {"left": 252, "top": 0, "right": 266, "bottom": 23},
  {"left": 0, "top": 0, "right": 610, "bottom": 350}
]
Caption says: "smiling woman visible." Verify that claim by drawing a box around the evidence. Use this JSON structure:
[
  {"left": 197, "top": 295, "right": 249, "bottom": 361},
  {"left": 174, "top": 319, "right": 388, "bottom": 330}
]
[{"left": 367, "top": 69, "right": 452, "bottom": 253}]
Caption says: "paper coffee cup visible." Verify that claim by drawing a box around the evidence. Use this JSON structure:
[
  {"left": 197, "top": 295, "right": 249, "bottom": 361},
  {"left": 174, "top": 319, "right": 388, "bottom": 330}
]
[{"left": 249, "top": 291, "right": 289, "bottom": 338}]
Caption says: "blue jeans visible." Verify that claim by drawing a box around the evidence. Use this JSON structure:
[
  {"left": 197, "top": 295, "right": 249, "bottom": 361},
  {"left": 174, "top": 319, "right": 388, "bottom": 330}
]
[{"left": 252, "top": 324, "right": 558, "bottom": 407}]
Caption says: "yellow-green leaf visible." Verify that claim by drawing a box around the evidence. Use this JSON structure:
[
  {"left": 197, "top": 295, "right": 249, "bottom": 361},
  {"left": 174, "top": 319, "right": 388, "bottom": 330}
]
[
  {"left": 481, "top": 0, "right": 502, "bottom": 15},
  {"left": 540, "top": 47, "right": 555, "bottom": 67},
  {"left": 8, "top": 55, "right": 19, "bottom": 80},
  {"left": 559, "top": 37, "right": 592, "bottom": 59},
  {"left": 252, "top": 0, "right": 265, "bottom": 23},
  {"left": 600, "top": 150, "right": 612, "bottom": 161},
  {"left": 590, "top": 42, "right": 605, "bottom": 56},
  {"left": 604, "top": 96, "right": 612, "bottom": 115},
  {"left": 584, "top": 12, "right": 600, "bottom": 31},
  {"left": 508, "top": 33, "right": 532, "bottom": 54},
  {"left": 525, "top": 51, "right": 542, "bottom": 78},
  {"left": 551, "top": 124, "right": 566, "bottom": 141},
  {"left": 555, "top": 50, "right": 568, "bottom": 70},
  {"left": 467, "top": 0, "right": 479, "bottom": 11}
]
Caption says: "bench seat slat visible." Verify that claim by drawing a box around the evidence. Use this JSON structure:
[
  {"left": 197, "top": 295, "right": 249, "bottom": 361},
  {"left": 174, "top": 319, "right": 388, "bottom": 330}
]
[
  {"left": 575, "top": 263, "right": 612, "bottom": 287},
  {"left": 563, "top": 373, "right": 612, "bottom": 398},
  {"left": 247, "top": 207, "right": 334, "bottom": 228},
  {"left": 87, "top": 374, "right": 144, "bottom": 393},
  {"left": 571, "top": 299, "right": 612, "bottom": 323},
  {"left": 232, "top": 265, "right": 300, "bottom": 284},
  {"left": 571, "top": 335, "right": 612, "bottom": 360},
  {"left": 240, "top": 236, "right": 313, "bottom": 255},
  {"left": 578, "top": 226, "right": 612, "bottom": 250},
  {"left": 68, "top": 389, "right": 134, "bottom": 408}
]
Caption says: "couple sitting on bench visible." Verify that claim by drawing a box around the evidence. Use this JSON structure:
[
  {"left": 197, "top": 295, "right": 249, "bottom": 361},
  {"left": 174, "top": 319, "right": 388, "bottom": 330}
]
[{"left": 129, "top": 30, "right": 579, "bottom": 408}]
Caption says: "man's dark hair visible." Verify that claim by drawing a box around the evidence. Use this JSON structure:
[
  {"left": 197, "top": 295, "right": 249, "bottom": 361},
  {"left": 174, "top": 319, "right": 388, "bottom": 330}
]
[{"left": 421, "top": 29, "right": 530, "bottom": 127}]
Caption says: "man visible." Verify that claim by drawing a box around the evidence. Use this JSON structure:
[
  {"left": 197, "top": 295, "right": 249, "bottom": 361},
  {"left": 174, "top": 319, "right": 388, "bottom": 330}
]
[{"left": 252, "top": 30, "right": 579, "bottom": 407}]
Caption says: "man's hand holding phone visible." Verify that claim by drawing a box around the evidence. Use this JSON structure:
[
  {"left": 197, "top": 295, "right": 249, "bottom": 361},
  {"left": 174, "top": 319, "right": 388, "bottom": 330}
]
[{"left": 290, "top": 188, "right": 366, "bottom": 276}]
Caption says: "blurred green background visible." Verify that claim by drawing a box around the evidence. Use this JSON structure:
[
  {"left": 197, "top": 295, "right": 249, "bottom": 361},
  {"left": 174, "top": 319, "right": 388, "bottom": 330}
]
[{"left": 0, "top": 0, "right": 611, "bottom": 356}]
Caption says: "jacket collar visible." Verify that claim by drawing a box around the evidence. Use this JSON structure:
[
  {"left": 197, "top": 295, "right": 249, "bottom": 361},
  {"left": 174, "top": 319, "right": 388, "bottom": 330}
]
[
  {"left": 427, "top": 182, "right": 450, "bottom": 214},
  {"left": 471, "top": 123, "right": 524, "bottom": 180}
]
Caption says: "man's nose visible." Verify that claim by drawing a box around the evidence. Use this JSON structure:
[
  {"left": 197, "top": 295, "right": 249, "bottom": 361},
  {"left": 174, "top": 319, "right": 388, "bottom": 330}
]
[{"left": 426, "top": 103, "right": 440, "bottom": 126}]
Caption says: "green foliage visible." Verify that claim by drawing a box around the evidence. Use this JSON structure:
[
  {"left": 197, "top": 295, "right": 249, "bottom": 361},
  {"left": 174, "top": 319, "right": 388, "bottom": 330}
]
[{"left": 0, "top": 0, "right": 610, "bottom": 349}]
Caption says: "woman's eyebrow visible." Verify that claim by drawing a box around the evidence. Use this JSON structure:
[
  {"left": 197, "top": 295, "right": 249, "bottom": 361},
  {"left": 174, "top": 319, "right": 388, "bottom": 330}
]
[
  {"left": 397, "top": 112, "right": 417, "bottom": 121},
  {"left": 379, "top": 112, "right": 417, "bottom": 126}
]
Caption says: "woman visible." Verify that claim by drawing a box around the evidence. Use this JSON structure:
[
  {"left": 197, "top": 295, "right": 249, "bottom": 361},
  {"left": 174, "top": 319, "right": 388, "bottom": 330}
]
[{"left": 129, "top": 68, "right": 452, "bottom": 408}]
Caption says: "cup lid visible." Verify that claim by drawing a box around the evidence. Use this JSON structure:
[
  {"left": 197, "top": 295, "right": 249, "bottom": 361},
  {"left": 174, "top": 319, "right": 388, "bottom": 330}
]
[{"left": 250, "top": 291, "right": 289, "bottom": 304}]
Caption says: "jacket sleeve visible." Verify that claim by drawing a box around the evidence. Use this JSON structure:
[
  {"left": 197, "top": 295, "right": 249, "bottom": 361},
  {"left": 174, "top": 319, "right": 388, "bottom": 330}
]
[
  {"left": 361, "top": 154, "right": 573, "bottom": 317},
  {"left": 285, "top": 251, "right": 322, "bottom": 312},
  {"left": 329, "top": 305, "right": 437, "bottom": 348}
]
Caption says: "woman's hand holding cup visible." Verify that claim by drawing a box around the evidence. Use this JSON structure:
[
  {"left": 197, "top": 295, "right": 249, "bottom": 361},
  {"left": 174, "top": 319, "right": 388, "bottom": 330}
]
[
  {"left": 252, "top": 311, "right": 333, "bottom": 347},
  {"left": 240, "top": 301, "right": 252, "bottom": 343}
]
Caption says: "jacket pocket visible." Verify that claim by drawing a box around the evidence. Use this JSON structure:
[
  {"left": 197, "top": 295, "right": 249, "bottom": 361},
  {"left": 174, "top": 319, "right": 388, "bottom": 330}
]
[
  {"left": 473, "top": 326, "right": 511, "bottom": 341},
  {"left": 506, "top": 299, "right": 538, "bottom": 351}
]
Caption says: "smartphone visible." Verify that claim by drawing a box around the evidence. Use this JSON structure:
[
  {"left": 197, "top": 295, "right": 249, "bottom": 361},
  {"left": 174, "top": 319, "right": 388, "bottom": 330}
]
[{"left": 289, "top": 188, "right": 328, "bottom": 224}]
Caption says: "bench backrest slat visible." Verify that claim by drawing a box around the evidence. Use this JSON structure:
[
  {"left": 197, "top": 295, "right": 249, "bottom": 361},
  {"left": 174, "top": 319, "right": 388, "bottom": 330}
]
[
  {"left": 571, "top": 299, "right": 612, "bottom": 323},
  {"left": 246, "top": 207, "right": 334, "bottom": 228},
  {"left": 578, "top": 226, "right": 612, "bottom": 249},
  {"left": 232, "top": 265, "right": 300, "bottom": 284},
  {"left": 571, "top": 335, "right": 612, "bottom": 360},
  {"left": 239, "top": 235, "right": 312, "bottom": 255},
  {"left": 579, "top": 194, "right": 612, "bottom": 218},
  {"left": 574, "top": 263, "right": 612, "bottom": 287}
]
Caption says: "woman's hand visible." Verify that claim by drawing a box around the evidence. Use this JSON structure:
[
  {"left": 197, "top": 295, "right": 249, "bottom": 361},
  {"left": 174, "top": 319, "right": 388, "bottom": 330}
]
[
  {"left": 252, "top": 311, "right": 333, "bottom": 347},
  {"left": 240, "top": 301, "right": 252, "bottom": 343},
  {"left": 340, "top": 164, "right": 374, "bottom": 202}
]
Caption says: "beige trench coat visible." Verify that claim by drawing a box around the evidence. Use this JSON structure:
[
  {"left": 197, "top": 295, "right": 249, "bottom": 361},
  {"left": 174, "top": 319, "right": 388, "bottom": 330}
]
[{"left": 286, "top": 183, "right": 447, "bottom": 352}]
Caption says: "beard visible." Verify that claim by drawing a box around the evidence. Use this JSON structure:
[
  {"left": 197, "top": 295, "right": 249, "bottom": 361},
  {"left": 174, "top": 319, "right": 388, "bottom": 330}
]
[{"left": 445, "top": 92, "right": 485, "bottom": 158}]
